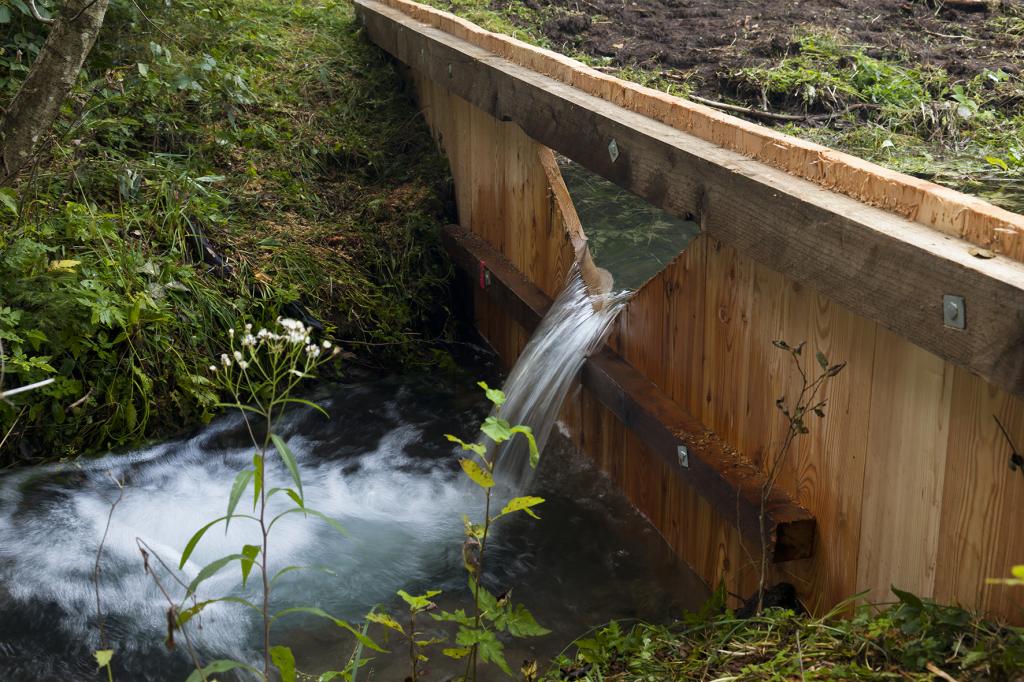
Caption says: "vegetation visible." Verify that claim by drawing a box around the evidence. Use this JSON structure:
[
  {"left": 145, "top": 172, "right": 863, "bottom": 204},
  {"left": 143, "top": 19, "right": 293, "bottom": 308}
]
[
  {"left": 544, "top": 587, "right": 1024, "bottom": 681},
  {"left": 159, "top": 318, "right": 380, "bottom": 682},
  {"left": 0, "top": 0, "right": 453, "bottom": 463},
  {"left": 436, "top": 382, "right": 549, "bottom": 679},
  {"left": 419, "top": 0, "right": 1024, "bottom": 212}
]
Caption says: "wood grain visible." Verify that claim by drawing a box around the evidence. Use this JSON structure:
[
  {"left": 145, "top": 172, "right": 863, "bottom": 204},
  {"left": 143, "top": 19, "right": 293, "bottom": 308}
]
[
  {"left": 364, "top": 0, "right": 1024, "bottom": 261},
  {"left": 857, "top": 329, "right": 954, "bottom": 601},
  {"left": 357, "top": 0, "right": 1024, "bottom": 398}
]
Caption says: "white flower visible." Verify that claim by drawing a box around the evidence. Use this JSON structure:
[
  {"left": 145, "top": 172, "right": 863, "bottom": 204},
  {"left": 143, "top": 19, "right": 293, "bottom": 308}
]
[
  {"left": 242, "top": 334, "right": 256, "bottom": 347},
  {"left": 208, "top": 365, "right": 217, "bottom": 372},
  {"left": 322, "top": 340, "right": 332, "bottom": 349},
  {"left": 233, "top": 350, "right": 243, "bottom": 361},
  {"left": 245, "top": 323, "right": 253, "bottom": 331},
  {"left": 258, "top": 328, "right": 271, "bottom": 339},
  {"left": 220, "top": 353, "right": 232, "bottom": 367},
  {"left": 305, "top": 344, "right": 321, "bottom": 359},
  {"left": 238, "top": 360, "right": 249, "bottom": 370},
  {"left": 229, "top": 328, "right": 235, "bottom": 337}
]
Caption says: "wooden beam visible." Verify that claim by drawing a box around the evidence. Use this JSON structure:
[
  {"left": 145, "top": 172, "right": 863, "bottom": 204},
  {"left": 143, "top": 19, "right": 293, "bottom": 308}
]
[
  {"left": 442, "top": 224, "right": 816, "bottom": 562},
  {"left": 356, "top": 0, "right": 1024, "bottom": 398},
  {"left": 366, "top": 0, "right": 1024, "bottom": 263}
]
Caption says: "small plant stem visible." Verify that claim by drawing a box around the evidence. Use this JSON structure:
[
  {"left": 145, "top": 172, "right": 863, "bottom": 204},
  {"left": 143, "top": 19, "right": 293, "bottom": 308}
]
[
  {"left": 94, "top": 475, "right": 124, "bottom": 650},
  {"left": 466, "top": 484, "right": 493, "bottom": 682},
  {"left": 259, "top": 406, "right": 275, "bottom": 682},
  {"left": 136, "top": 539, "right": 210, "bottom": 681},
  {"left": 408, "top": 610, "right": 418, "bottom": 682}
]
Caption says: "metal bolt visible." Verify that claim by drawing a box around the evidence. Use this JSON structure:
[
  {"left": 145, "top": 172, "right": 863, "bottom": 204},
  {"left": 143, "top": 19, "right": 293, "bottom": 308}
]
[
  {"left": 483, "top": 270, "right": 492, "bottom": 287},
  {"left": 447, "top": 63, "right": 453, "bottom": 78},
  {"left": 677, "top": 445, "right": 689, "bottom": 468},
  {"left": 608, "top": 138, "right": 619, "bottom": 163},
  {"left": 943, "top": 294, "right": 965, "bottom": 330}
]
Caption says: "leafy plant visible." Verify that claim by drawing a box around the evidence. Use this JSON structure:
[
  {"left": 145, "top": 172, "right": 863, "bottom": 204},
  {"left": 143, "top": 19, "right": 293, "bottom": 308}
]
[
  {"left": 431, "top": 381, "right": 550, "bottom": 679},
  {"left": 755, "top": 340, "right": 844, "bottom": 612},
  {"left": 157, "top": 318, "right": 380, "bottom": 682},
  {"left": 548, "top": 587, "right": 1024, "bottom": 680}
]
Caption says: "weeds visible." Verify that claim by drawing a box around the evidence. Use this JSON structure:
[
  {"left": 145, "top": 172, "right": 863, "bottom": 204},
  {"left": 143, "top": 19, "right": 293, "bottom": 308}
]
[
  {"left": 0, "top": 0, "right": 453, "bottom": 463},
  {"left": 547, "top": 587, "right": 1024, "bottom": 680}
]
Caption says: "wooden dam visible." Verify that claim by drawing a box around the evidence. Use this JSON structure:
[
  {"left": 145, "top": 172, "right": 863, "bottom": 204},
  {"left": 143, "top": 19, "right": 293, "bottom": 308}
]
[{"left": 354, "top": 0, "right": 1024, "bottom": 621}]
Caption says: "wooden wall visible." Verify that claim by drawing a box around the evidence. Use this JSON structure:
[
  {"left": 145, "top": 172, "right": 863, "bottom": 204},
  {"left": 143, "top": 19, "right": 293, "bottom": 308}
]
[{"left": 412, "top": 75, "right": 1024, "bottom": 622}]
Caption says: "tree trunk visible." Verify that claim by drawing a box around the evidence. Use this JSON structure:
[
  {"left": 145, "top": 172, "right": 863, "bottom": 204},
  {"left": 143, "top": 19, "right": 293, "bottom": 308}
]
[{"left": 0, "top": 0, "right": 111, "bottom": 183}]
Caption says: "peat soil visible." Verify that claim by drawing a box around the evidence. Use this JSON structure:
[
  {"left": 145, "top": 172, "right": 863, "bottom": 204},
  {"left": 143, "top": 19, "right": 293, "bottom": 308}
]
[{"left": 525, "top": 0, "right": 1023, "bottom": 105}]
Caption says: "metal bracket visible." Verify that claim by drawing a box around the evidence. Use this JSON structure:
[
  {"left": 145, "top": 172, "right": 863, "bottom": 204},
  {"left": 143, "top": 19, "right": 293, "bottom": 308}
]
[
  {"left": 677, "top": 444, "right": 689, "bottom": 468},
  {"left": 943, "top": 294, "right": 966, "bottom": 330},
  {"left": 608, "top": 138, "right": 619, "bottom": 163}
]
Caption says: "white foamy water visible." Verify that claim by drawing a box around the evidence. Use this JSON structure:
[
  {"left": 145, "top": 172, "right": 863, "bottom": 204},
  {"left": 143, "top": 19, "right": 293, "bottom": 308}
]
[
  {"left": 0, "top": 271, "right": 706, "bottom": 682},
  {"left": 0, "top": 388, "right": 480, "bottom": 679},
  {"left": 492, "top": 266, "right": 629, "bottom": 489}
]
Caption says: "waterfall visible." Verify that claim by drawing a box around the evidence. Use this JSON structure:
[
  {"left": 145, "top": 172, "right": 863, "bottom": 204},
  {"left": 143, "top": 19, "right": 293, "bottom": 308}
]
[{"left": 492, "top": 265, "right": 629, "bottom": 490}]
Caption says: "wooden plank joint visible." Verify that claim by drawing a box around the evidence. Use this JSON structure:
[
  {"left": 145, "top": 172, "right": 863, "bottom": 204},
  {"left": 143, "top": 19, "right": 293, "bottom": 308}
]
[{"left": 442, "top": 224, "right": 816, "bottom": 562}]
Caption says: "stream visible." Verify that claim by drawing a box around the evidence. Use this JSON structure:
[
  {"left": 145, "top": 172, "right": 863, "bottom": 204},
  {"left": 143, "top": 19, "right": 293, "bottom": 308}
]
[{"left": 0, "top": 338, "right": 707, "bottom": 680}]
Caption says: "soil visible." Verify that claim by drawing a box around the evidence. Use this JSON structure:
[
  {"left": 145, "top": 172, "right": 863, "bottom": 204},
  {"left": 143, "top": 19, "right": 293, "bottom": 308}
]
[{"left": 512, "top": 0, "right": 1024, "bottom": 104}]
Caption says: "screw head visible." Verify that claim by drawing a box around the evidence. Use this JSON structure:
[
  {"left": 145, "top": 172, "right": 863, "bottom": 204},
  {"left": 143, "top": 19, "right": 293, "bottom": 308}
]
[
  {"left": 608, "top": 139, "right": 619, "bottom": 162},
  {"left": 942, "top": 294, "right": 965, "bottom": 329},
  {"left": 677, "top": 445, "right": 689, "bottom": 468}
]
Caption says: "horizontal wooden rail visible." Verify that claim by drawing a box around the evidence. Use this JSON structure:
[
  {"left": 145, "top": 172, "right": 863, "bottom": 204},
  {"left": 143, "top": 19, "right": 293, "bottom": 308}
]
[
  {"left": 442, "top": 224, "right": 815, "bottom": 562},
  {"left": 357, "top": 0, "right": 1024, "bottom": 398}
]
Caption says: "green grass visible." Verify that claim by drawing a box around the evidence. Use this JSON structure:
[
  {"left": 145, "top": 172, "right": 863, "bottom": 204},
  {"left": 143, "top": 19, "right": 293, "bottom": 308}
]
[
  {"left": 0, "top": 0, "right": 453, "bottom": 462},
  {"left": 541, "top": 588, "right": 1024, "bottom": 680}
]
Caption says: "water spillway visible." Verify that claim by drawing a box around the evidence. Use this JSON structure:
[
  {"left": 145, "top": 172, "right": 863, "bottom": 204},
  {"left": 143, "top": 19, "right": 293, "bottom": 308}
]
[
  {"left": 493, "top": 266, "right": 628, "bottom": 490},
  {"left": 357, "top": 0, "right": 1024, "bottom": 624}
]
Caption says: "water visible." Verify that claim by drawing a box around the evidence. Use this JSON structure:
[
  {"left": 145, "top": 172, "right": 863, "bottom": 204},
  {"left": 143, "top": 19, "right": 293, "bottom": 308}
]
[
  {"left": 0, "top": 348, "right": 707, "bottom": 680},
  {"left": 492, "top": 266, "right": 630, "bottom": 490},
  {"left": 558, "top": 157, "right": 700, "bottom": 291}
]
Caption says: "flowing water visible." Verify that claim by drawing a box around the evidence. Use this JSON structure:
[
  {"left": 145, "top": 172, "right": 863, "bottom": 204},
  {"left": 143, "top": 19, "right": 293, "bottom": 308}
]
[
  {"left": 0, "top": 274, "right": 707, "bottom": 681},
  {"left": 492, "top": 267, "right": 629, "bottom": 491}
]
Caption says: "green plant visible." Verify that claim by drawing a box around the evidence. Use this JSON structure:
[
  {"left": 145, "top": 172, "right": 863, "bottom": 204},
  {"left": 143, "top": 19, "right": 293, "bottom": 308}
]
[
  {"left": 366, "top": 590, "right": 445, "bottom": 682},
  {"left": 548, "top": 587, "right": 1024, "bottom": 680},
  {"left": 0, "top": 0, "right": 454, "bottom": 463},
  {"left": 755, "top": 340, "right": 844, "bottom": 612},
  {"left": 157, "top": 318, "right": 380, "bottom": 682},
  {"left": 430, "top": 382, "right": 550, "bottom": 679}
]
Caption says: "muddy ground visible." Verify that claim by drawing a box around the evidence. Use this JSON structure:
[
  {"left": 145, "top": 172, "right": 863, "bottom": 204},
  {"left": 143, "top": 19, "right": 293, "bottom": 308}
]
[{"left": 515, "top": 0, "right": 1023, "bottom": 106}]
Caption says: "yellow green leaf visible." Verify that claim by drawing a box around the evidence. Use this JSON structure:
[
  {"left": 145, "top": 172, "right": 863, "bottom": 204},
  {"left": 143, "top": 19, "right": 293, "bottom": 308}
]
[
  {"left": 50, "top": 259, "right": 81, "bottom": 271},
  {"left": 499, "top": 496, "right": 544, "bottom": 520},
  {"left": 442, "top": 647, "right": 472, "bottom": 659},
  {"left": 459, "top": 458, "right": 493, "bottom": 488},
  {"left": 366, "top": 611, "right": 405, "bottom": 634},
  {"left": 94, "top": 650, "right": 114, "bottom": 668}
]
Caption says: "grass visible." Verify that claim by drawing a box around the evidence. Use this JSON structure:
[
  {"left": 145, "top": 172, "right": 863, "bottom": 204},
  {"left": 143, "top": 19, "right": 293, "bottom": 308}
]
[
  {"left": 417, "top": 0, "right": 1024, "bottom": 213},
  {"left": 541, "top": 587, "right": 1024, "bottom": 680},
  {"left": 0, "top": 0, "right": 453, "bottom": 462}
]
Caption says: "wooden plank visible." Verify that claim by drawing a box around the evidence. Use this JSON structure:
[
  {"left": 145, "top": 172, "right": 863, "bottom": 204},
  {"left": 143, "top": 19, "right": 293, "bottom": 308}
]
[
  {"left": 369, "top": 0, "right": 1024, "bottom": 262},
  {"left": 442, "top": 223, "right": 815, "bottom": 561},
  {"left": 583, "top": 348, "right": 815, "bottom": 562},
  {"left": 357, "top": 0, "right": 1024, "bottom": 398},
  {"left": 934, "top": 366, "right": 1024, "bottom": 622},
  {"left": 856, "top": 329, "right": 954, "bottom": 601}
]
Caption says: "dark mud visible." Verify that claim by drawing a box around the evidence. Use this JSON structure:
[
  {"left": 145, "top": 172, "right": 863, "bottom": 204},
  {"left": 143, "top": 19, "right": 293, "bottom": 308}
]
[{"left": 521, "top": 0, "right": 1023, "bottom": 101}]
